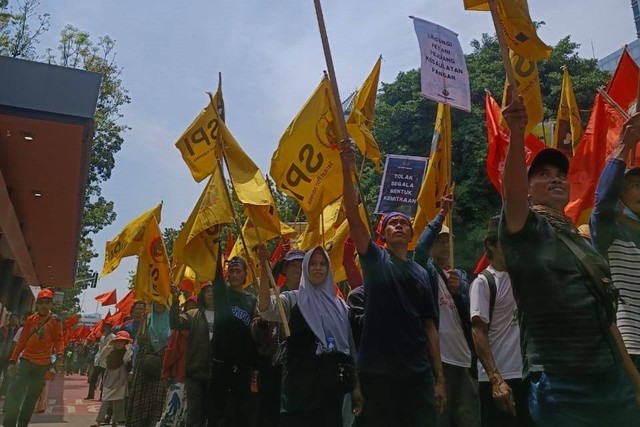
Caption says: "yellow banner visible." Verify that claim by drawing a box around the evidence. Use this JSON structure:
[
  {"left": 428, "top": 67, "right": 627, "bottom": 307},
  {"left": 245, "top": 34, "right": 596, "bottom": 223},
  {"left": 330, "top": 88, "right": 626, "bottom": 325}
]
[
  {"left": 222, "top": 126, "right": 282, "bottom": 237},
  {"left": 101, "top": 204, "right": 162, "bottom": 278},
  {"left": 347, "top": 57, "right": 382, "bottom": 171},
  {"left": 174, "top": 162, "right": 234, "bottom": 282},
  {"left": 553, "top": 67, "right": 583, "bottom": 154},
  {"left": 271, "top": 75, "right": 343, "bottom": 221},
  {"left": 323, "top": 203, "right": 368, "bottom": 283},
  {"left": 501, "top": 50, "right": 544, "bottom": 136},
  {"left": 295, "top": 197, "right": 345, "bottom": 251},
  {"left": 134, "top": 217, "right": 172, "bottom": 304},
  {"left": 464, "top": 0, "right": 551, "bottom": 60},
  {"left": 411, "top": 103, "right": 451, "bottom": 248},
  {"left": 175, "top": 86, "right": 224, "bottom": 182}
]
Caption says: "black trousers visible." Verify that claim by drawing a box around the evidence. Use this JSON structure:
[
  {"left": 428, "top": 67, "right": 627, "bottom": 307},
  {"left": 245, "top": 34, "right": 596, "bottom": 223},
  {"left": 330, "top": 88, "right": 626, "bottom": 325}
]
[
  {"left": 185, "top": 376, "right": 212, "bottom": 427},
  {"left": 2, "top": 359, "right": 49, "bottom": 427},
  {"left": 87, "top": 366, "right": 105, "bottom": 399},
  {"left": 478, "top": 379, "right": 533, "bottom": 427},
  {"left": 358, "top": 372, "right": 436, "bottom": 427},
  {"left": 209, "top": 362, "right": 252, "bottom": 427},
  {"left": 256, "top": 365, "right": 282, "bottom": 427},
  {"left": 278, "top": 393, "right": 344, "bottom": 427},
  {"left": 0, "top": 356, "right": 11, "bottom": 395}
]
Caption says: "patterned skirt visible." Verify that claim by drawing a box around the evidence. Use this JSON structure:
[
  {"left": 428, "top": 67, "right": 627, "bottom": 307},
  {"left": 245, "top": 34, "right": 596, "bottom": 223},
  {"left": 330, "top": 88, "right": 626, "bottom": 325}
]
[{"left": 126, "top": 346, "right": 168, "bottom": 427}]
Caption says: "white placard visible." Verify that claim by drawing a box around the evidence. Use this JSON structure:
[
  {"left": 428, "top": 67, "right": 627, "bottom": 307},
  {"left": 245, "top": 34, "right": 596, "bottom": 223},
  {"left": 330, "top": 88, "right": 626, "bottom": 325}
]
[{"left": 412, "top": 16, "right": 471, "bottom": 112}]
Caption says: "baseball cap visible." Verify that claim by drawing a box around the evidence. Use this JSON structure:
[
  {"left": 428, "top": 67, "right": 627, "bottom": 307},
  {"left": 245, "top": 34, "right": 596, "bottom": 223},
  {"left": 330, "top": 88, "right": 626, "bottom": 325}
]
[
  {"left": 37, "top": 289, "right": 53, "bottom": 301},
  {"left": 527, "top": 148, "right": 569, "bottom": 180},
  {"left": 114, "top": 330, "right": 132, "bottom": 342},
  {"left": 283, "top": 250, "right": 305, "bottom": 263}
]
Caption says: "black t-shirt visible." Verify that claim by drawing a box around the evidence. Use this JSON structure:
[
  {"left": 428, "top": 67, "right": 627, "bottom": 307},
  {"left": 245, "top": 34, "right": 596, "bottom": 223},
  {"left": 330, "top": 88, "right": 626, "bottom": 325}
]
[
  {"left": 357, "top": 241, "right": 437, "bottom": 376},
  {"left": 500, "top": 211, "right": 618, "bottom": 376},
  {"left": 212, "top": 281, "right": 258, "bottom": 366}
]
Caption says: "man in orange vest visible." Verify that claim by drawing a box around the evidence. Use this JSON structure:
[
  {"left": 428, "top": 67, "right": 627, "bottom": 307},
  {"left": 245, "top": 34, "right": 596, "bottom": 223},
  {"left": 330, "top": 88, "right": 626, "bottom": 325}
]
[{"left": 2, "top": 289, "right": 63, "bottom": 427}]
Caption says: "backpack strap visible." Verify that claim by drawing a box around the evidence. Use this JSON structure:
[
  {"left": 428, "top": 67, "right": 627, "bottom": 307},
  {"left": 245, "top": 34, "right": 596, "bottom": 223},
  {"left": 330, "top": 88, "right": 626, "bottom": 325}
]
[{"left": 479, "top": 270, "right": 497, "bottom": 324}]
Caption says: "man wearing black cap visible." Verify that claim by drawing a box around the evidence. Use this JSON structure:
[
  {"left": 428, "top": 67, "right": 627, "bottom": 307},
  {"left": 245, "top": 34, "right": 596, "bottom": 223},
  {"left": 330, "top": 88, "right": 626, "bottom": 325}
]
[
  {"left": 591, "top": 114, "right": 640, "bottom": 372},
  {"left": 501, "top": 91, "right": 640, "bottom": 425},
  {"left": 470, "top": 216, "right": 530, "bottom": 427},
  {"left": 341, "top": 144, "right": 445, "bottom": 426},
  {"left": 209, "top": 255, "right": 258, "bottom": 427}
]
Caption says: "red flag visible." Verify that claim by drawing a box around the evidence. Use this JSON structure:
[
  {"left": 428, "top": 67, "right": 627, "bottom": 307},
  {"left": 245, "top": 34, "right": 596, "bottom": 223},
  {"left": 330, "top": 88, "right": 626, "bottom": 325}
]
[
  {"left": 95, "top": 289, "right": 117, "bottom": 306},
  {"left": 116, "top": 290, "right": 135, "bottom": 315},
  {"left": 106, "top": 310, "right": 126, "bottom": 327},
  {"left": 473, "top": 253, "right": 490, "bottom": 275},
  {"left": 74, "top": 325, "right": 92, "bottom": 341},
  {"left": 566, "top": 48, "right": 638, "bottom": 224},
  {"left": 270, "top": 238, "right": 290, "bottom": 264},
  {"left": 485, "top": 93, "right": 546, "bottom": 194},
  {"left": 65, "top": 315, "right": 79, "bottom": 329}
]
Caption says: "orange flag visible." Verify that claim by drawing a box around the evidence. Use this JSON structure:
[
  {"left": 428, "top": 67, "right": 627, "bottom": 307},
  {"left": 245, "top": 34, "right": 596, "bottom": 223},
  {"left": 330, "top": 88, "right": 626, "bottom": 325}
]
[
  {"left": 95, "top": 289, "right": 117, "bottom": 306},
  {"left": 484, "top": 92, "right": 546, "bottom": 194},
  {"left": 566, "top": 49, "right": 638, "bottom": 224},
  {"left": 115, "top": 290, "right": 135, "bottom": 315}
]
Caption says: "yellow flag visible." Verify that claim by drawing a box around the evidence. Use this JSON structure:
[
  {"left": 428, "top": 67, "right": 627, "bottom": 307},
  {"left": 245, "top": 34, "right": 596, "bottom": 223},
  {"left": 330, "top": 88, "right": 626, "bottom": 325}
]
[
  {"left": 323, "top": 203, "right": 368, "bottom": 283},
  {"left": 101, "top": 204, "right": 162, "bottom": 278},
  {"left": 173, "top": 263, "right": 203, "bottom": 295},
  {"left": 411, "top": 103, "right": 451, "bottom": 248},
  {"left": 500, "top": 50, "right": 544, "bottom": 136},
  {"left": 553, "top": 67, "right": 583, "bottom": 154},
  {"left": 175, "top": 85, "right": 224, "bottom": 182},
  {"left": 464, "top": 0, "right": 551, "bottom": 60},
  {"left": 295, "top": 197, "right": 345, "bottom": 250},
  {"left": 271, "top": 75, "right": 343, "bottom": 221},
  {"left": 222, "top": 125, "right": 282, "bottom": 238},
  {"left": 174, "top": 163, "right": 234, "bottom": 282},
  {"left": 134, "top": 217, "right": 172, "bottom": 304},
  {"left": 347, "top": 57, "right": 382, "bottom": 171},
  {"left": 463, "top": 0, "right": 488, "bottom": 10}
]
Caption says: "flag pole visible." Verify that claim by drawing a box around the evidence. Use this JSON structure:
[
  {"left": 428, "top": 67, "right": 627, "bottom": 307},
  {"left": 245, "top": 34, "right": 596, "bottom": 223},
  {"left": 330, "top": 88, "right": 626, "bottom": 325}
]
[
  {"left": 487, "top": 0, "right": 518, "bottom": 102},
  {"left": 313, "top": 0, "right": 374, "bottom": 237},
  {"left": 633, "top": 73, "right": 640, "bottom": 166},
  {"left": 210, "top": 85, "right": 290, "bottom": 336},
  {"left": 219, "top": 145, "right": 291, "bottom": 337}
]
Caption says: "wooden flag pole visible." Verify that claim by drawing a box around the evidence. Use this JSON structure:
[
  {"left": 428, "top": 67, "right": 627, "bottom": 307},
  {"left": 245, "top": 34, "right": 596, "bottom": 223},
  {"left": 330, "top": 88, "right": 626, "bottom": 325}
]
[
  {"left": 487, "top": 0, "right": 518, "bottom": 102},
  {"left": 313, "top": 0, "right": 374, "bottom": 237},
  {"left": 215, "top": 134, "right": 291, "bottom": 337}
]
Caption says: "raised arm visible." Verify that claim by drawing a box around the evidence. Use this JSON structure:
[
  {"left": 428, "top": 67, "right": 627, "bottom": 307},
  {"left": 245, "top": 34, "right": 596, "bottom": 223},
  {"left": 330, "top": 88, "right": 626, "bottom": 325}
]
[
  {"left": 169, "top": 285, "right": 191, "bottom": 331},
  {"left": 256, "top": 245, "right": 272, "bottom": 313},
  {"left": 591, "top": 114, "right": 640, "bottom": 251},
  {"left": 501, "top": 89, "right": 530, "bottom": 234},
  {"left": 341, "top": 144, "right": 370, "bottom": 255}
]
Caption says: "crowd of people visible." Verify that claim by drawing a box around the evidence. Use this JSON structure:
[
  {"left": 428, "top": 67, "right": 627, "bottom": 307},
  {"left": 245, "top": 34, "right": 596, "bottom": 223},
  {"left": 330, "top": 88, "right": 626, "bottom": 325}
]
[{"left": 2, "top": 92, "right": 640, "bottom": 427}]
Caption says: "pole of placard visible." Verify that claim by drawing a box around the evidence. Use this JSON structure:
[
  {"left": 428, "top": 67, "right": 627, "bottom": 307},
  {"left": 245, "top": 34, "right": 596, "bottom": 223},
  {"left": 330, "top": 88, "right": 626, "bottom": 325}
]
[
  {"left": 215, "top": 138, "right": 291, "bottom": 337},
  {"left": 312, "top": 0, "right": 373, "bottom": 237},
  {"left": 487, "top": 0, "right": 518, "bottom": 102}
]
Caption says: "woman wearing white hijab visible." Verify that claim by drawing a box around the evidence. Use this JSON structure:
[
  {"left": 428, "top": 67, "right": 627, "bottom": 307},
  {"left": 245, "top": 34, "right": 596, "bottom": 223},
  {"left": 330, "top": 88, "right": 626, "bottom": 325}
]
[{"left": 258, "top": 246, "right": 363, "bottom": 427}]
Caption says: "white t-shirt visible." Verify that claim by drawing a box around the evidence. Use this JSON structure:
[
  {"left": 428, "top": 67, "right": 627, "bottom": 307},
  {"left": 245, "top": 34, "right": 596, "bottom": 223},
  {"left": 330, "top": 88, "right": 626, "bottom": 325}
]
[
  {"left": 204, "top": 309, "right": 215, "bottom": 340},
  {"left": 470, "top": 266, "right": 522, "bottom": 382},
  {"left": 437, "top": 273, "right": 472, "bottom": 367}
]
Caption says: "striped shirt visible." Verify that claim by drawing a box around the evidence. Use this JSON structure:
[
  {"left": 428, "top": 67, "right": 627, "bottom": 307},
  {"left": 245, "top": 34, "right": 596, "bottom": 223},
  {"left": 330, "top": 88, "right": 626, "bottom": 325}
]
[
  {"left": 609, "top": 239, "right": 640, "bottom": 354},
  {"left": 591, "top": 158, "right": 640, "bottom": 355}
]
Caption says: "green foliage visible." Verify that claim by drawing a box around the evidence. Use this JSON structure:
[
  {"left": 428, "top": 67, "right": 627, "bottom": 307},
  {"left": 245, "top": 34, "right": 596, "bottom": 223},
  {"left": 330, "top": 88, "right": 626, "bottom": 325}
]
[
  {"left": 364, "top": 33, "right": 610, "bottom": 271},
  {"left": 0, "top": 1, "right": 129, "bottom": 315}
]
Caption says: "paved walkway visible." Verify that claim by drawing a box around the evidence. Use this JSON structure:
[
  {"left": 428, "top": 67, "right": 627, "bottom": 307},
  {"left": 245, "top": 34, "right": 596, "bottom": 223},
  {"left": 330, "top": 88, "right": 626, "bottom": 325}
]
[{"left": 0, "top": 374, "right": 97, "bottom": 427}]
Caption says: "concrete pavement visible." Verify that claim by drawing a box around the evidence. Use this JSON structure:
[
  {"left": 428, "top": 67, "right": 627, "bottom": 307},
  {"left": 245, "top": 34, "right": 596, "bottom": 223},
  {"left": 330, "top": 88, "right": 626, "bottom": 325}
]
[{"left": 0, "top": 373, "right": 98, "bottom": 426}]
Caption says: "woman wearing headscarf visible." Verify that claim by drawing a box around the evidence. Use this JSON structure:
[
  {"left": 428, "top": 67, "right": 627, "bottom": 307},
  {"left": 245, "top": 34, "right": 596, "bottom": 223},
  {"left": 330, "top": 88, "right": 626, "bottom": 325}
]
[
  {"left": 126, "top": 302, "right": 171, "bottom": 427},
  {"left": 257, "top": 245, "right": 363, "bottom": 427}
]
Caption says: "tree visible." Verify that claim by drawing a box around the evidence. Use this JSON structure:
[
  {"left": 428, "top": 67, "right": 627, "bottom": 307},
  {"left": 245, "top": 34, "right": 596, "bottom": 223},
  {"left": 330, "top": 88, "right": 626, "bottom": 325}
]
[
  {"left": 1, "top": 1, "right": 130, "bottom": 315},
  {"left": 365, "top": 33, "right": 610, "bottom": 270}
]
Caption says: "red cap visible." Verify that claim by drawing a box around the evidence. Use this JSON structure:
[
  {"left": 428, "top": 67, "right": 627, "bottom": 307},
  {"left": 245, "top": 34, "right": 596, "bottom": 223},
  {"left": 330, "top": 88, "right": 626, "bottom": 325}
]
[
  {"left": 114, "top": 330, "right": 132, "bottom": 342},
  {"left": 37, "top": 289, "right": 53, "bottom": 301}
]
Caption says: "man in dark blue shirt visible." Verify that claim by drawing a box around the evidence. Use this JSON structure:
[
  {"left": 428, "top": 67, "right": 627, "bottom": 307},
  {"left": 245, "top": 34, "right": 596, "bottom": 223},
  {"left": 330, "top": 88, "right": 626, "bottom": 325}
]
[{"left": 341, "top": 144, "right": 445, "bottom": 427}]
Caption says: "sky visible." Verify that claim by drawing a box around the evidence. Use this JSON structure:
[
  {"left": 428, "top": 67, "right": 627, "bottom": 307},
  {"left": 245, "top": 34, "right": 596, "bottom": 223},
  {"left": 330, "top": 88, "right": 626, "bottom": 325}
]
[{"left": 34, "top": 0, "right": 635, "bottom": 315}]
